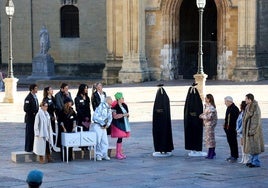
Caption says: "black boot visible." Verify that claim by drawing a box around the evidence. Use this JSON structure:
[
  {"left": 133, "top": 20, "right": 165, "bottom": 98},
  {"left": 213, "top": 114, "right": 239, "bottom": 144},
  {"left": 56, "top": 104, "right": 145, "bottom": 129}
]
[
  {"left": 206, "top": 148, "right": 215, "bottom": 159},
  {"left": 211, "top": 148, "right": 216, "bottom": 158},
  {"left": 205, "top": 148, "right": 212, "bottom": 159}
]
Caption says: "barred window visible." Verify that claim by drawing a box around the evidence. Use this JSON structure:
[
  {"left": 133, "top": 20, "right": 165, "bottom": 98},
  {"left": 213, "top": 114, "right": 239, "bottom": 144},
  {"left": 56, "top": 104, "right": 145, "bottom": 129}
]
[{"left": 60, "top": 5, "right": 79, "bottom": 38}]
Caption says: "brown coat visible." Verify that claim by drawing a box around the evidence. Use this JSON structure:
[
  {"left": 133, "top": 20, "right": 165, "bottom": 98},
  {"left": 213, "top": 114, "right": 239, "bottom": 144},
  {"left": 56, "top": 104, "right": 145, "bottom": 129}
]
[{"left": 242, "top": 100, "right": 264, "bottom": 155}]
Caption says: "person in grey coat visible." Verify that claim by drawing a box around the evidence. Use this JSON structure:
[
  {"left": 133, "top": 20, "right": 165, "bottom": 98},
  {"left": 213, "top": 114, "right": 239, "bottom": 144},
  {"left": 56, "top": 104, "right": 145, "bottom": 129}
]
[{"left": 243, "top": 93, "right": 265, "bottom": 168}]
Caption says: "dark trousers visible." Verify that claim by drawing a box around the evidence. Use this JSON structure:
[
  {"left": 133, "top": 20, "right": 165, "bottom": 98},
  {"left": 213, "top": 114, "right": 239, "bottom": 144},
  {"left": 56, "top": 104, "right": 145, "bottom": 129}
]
[
  {"left": 224, "top": 128, "right": 239, "bottom": 158},
  {"left": 25, "top": 123, "right": 34, "bottom": 152}
]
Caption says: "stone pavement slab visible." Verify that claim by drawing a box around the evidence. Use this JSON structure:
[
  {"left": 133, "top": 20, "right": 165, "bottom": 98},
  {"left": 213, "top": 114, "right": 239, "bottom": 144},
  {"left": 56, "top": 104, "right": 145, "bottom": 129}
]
[{"left": 0, "top": 80, "right": 267, "bottom": 187}]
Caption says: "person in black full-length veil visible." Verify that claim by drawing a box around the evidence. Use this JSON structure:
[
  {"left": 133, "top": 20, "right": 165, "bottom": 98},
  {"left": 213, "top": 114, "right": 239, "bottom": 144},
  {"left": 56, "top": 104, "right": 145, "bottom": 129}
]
[
  {"left": 184, "top": 83, "right": 206, "bottom": 156},
  {"left": 152, "top": 84, "right": 174, "bottom": 156}
]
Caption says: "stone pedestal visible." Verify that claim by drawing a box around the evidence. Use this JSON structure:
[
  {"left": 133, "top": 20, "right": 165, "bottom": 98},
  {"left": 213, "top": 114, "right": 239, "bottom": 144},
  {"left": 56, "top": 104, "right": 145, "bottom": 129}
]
[
  {"left": 3, "top": 77, "right": 19, "bottom": 103},
  {"left": 193, "top": 73, "right": 207, "bottom": 100},
  {"left": 103, "top": 54, "right": 123, "bottom": 85},
  {"left": 11, "top": 147, "right": 116, "bottom": 163},
  {"left": 27, "top": 54, "right": 55, "bottom": 80},
  {"left": 118, "top": 55, "right": 150, "bottom": 83}
]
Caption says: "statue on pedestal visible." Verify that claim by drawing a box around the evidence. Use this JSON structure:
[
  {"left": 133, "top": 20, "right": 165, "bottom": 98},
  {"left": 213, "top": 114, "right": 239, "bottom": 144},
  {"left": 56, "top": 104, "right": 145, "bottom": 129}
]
[
  {"left": 27, "top": 25, "right": 55, "bottom": 80},
  {"left": 39, "top": 25, "right": 51, "bottom": 54}
]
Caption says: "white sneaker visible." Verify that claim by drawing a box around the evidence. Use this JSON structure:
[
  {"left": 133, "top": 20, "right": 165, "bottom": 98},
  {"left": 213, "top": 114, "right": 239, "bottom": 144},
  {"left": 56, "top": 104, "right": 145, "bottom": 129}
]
[
  {"left": 103, "top": 156, "right": 110, "bottom": 160},
  {"left": 96, "top": 155, "right": 102, "bottom": 161}
]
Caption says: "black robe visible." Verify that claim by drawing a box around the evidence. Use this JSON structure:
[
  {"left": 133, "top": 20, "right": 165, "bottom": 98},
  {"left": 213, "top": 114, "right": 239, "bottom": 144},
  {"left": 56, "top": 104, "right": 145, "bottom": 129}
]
[
  {"left": 152, "top": 87, "right": 174, "bottom": 153},
  {"left": 184, "top": 86, "right": 203, "bottom": 151}
]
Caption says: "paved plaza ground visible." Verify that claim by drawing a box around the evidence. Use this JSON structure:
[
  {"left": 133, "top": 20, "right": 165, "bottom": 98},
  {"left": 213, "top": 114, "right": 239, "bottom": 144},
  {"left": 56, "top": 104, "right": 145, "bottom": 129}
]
[{"left": 0, "top": 80, "right": 267, "bottom": 188}]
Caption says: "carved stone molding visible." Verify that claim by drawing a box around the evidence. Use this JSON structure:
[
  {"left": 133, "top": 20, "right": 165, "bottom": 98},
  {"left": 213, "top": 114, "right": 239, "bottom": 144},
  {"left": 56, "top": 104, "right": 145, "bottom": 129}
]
[{"left": 61, "top": 0, "right": 77, "bottom": 5}]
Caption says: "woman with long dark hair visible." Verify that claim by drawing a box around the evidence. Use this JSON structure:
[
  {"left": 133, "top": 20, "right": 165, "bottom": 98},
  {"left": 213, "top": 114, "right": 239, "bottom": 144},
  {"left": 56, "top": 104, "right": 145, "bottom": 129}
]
[
  {"left": 43, "top": 86, "right": 56, "bottom": 144},
  {"left": 75, "top": 84, "right": 91, "bottom": 150},
  {"left": 199, "top": 94, "right": 218, "bottom": 159},
  {"left": 57, "top": 98, "right": 76, "bottom": 161},
  {"left": 236, "top": 101, "right": 248, "bottom": 163},
  {"left": 75, "top": 84, "right": 91, "bottom": 130}
]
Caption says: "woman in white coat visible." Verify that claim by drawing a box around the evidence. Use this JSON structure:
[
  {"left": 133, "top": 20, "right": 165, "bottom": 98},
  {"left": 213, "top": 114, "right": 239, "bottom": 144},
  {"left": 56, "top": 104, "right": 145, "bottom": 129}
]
[{"left": 33, "top": 101, "right": 54, "bottom": 163}]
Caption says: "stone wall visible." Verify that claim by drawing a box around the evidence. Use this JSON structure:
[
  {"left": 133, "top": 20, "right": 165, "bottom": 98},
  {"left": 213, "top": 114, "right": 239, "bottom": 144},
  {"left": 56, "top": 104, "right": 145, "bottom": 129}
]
[{"left": 0, "top": 0, "right": 106, "bottom": 79}]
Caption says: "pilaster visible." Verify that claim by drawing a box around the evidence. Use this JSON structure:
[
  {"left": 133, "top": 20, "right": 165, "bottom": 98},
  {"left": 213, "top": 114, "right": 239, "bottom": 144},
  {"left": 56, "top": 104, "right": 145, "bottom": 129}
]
[
  {"left": 103, "top": 0, "right": 124, "bottom": 84},
  {"left": 118, "top": 0, "right": 150, "bottom": 83},
  {"left": 232, "top": 0, "right": 263, "bottom": 81}
]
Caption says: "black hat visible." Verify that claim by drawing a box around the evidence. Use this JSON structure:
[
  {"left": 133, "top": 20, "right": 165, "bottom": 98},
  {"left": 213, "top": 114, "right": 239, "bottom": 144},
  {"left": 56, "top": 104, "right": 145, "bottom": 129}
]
[{"left": 64, "top": 97, "right": 72, "bottom": 104}]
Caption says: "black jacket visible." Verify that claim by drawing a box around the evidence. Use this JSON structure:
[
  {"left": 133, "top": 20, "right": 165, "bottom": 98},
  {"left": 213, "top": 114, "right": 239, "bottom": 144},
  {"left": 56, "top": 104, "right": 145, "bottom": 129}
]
[
  {"left": 91, "top": 91, "right": 106, "bottom": 111},
  {"left": 75, "top": 95, "right": 91, "bottom": 126},
  {"left": 43, "top": 96, "right": 56, "bottom": 118},
  {"left": 23, "top": 92, "right": 39, "bottom": 124},
  {"left": 224, "top": 103, "right": 239, "bottom": 130},
  {"left": 112, "top": 103, "right": 129, "bottom": 131}
]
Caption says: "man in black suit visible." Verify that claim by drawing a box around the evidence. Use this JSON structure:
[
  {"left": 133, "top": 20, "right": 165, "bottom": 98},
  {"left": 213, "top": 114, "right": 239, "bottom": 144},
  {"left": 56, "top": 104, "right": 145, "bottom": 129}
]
[
  {"left": 24, "top": 84, "right": 39, "bottom": 152},
  {"left": 224, "top": 96, "right": 240, "bottom": 162}
]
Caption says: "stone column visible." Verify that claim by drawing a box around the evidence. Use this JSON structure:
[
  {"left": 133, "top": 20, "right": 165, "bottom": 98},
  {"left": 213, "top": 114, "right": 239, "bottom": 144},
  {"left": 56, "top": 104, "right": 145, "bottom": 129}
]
[
  {"left": 232, "top": 0, "right": 262, "bottom": 81},
  {"left": 103, "top": 0, "right": 123, "bottom": 84},
  {"left": 118, "top": 0, "right": 150, "bottom": 83}
]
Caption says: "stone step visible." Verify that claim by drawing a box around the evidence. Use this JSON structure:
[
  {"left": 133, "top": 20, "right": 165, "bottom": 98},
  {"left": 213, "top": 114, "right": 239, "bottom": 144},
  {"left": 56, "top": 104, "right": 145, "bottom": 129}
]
[{"left": 11, "top": 146, "right": 116, "bottom": 163}]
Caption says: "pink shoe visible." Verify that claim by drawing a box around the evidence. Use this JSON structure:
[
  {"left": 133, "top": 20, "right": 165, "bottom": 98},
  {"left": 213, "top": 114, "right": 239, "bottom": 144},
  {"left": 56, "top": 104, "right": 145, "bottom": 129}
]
[
  {"left": 116, "top": 143, "right": 124, "bottom": 160},
  {"left": 120, "top": 153, "right": 127, "bottom": 159},
  {"left": 116, "top": 154, "right": 124, "bottom": 160}
]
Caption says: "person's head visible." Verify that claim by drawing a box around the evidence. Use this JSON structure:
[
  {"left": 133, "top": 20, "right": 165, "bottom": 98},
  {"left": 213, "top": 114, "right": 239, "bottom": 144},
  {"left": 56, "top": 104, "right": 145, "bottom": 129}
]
[
  {"left": 105, "top": 96, "right": 113, "bottom": 106},
  {"left": 40, "top": 101, "right": 48, "bottom": 111},
  {"left": 114, "top": 92, "right": 124, "bottom": 104},
  {"left": 64, "top": 97, "right": 72, "bottom": 107},
  {"left": 43, "top": 86, "right": 53, "bottom": 98},
  {"left": 240, "top": 100, "right": 247, "bottom": 111},
  {"left": 95, "top": 82, "right": 103, "bottom": 92},
  {"left": 224, "top": 96, "right": 233, "bottom": 107},
  {"left": 77, "top": 84, "right": 88, "bottom": 96},
  {"left": 245, "top": 93, "right": 254, "bottom": 104},
  {"left": 29, "top": 84, "right": 38, "bottom": 94},
  {"left": 205, "top": 94, "right": 216, "bottom": 108},
  {"left": 26, "top": 169, "right": 43, "bottom": 188},
  {"left": 60, "top": 83, "right": 69, "bottom": 93}
]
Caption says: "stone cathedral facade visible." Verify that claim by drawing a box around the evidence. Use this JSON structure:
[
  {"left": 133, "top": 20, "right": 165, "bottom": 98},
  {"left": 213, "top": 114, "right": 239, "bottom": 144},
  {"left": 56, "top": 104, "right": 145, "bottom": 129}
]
[{"left": 0, "top": 0, "right": 268, "bottom": 84}]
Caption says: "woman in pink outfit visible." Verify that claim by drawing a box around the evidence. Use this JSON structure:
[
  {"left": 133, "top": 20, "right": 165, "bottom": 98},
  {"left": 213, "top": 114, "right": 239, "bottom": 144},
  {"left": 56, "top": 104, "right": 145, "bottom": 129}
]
[{"left": 111, "top": 92, "right": 130, "bottom": 160}]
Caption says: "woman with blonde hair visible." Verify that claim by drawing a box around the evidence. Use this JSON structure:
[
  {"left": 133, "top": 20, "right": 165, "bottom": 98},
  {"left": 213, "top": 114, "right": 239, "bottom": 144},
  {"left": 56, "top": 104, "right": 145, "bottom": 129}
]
[{"left": 33, "top": 101, "right": 54, "bottom": 163}]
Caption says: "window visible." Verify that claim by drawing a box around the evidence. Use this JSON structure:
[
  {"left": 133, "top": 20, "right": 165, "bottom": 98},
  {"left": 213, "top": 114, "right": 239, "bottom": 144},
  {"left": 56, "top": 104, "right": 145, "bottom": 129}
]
[{"left": 61, "top": 5, "right": 79, "bottom": 38}]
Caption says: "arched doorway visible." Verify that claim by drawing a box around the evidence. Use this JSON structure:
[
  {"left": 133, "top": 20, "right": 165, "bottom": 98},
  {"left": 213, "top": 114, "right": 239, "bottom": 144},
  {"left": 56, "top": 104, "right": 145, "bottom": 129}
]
[{"left": 179, "top": 0, "right": 217, "bottom": 79}]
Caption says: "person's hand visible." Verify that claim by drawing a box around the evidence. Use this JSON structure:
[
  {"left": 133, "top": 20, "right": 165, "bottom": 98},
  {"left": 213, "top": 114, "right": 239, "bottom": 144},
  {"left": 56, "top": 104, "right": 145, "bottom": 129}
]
[{"left": 63, "top": 127, "right": 67, "bottom": 132}]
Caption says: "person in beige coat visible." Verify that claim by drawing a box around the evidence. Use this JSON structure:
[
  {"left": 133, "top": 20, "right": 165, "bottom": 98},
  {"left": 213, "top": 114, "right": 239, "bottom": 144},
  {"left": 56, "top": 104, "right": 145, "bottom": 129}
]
[
  {"left": 33, "top": 101, "right": 54, "bottom": 163},
  {"left": 242, "top": 93, "right": 265, "bottom": 168}
]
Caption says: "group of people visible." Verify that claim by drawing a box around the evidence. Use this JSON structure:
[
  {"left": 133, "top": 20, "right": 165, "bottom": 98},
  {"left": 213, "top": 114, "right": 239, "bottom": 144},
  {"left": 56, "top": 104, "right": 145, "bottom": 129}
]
[
  {"left": 23, "top": 82, "right": 131, "bottom": 163},
  {"left": 199, "top": 93, "right": 264, "bottom": 168}
]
